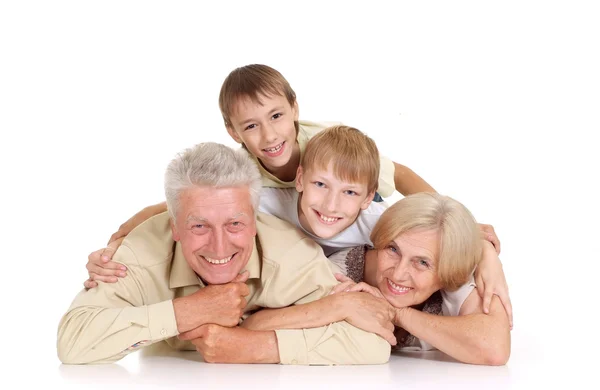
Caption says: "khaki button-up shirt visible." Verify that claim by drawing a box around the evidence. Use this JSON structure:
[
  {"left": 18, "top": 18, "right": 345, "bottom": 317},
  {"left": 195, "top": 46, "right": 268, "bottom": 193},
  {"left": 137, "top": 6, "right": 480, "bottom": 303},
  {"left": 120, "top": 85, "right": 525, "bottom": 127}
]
[{"left": 57, "top": 212, "right": 390, "bottom": 365}]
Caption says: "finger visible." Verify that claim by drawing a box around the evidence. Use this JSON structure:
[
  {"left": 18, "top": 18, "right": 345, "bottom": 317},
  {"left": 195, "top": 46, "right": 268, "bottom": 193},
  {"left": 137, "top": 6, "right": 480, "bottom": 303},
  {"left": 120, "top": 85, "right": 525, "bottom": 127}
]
[
  {"left": 486, "top": 234, "right": 501, "bottom": 254},
  {"left": 482, "top": 291, "right": 493, "bottom": 314},
  {"left": 386, "top": 321, "right": 395, "bottom": 334},
  {"left": 475, "top": 275, "right": 485, "bottom": 298},
  {"left": 237, "top": 283, "right": 250, "bottom": 297},
  {"left": 178, "top": 326, "right": 206, "bottom": 341},
  {"left": 334, "top": 273, "right": 352, "bottom": 283},
  {"left": 330, "top": 281, "right": 353, "bottom": 295},
  {"left": 378, "top": 328, "right": 397, "bottom": 346},
  {"left": 499, "top": 293, "right": 514, "bottom": 329},
  {"left": 90, "top": 274, "right": 119, "bottom": 283},
  {"left": 87, "top": 263, "right": 127, "bottom": 277},
  {"left": 83, "top": 279, "right": 97, "bottom": 289},
  {"left": 233, "top": 270, "right": 249, "bottom": 283}
]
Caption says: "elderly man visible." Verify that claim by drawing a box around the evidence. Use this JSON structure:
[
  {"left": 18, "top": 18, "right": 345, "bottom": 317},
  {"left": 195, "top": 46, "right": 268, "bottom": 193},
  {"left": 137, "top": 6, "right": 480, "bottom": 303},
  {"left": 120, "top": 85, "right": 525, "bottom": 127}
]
[{"left": 57, "top": 142, "right": 391, "bottom": 365}]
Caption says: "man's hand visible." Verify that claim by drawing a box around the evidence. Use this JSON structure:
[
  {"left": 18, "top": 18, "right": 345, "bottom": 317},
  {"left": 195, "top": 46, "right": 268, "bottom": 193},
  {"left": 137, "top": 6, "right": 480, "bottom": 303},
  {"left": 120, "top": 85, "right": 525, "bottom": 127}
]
[
  {"left": 173, "top": 272, "right": 250, "bottom": 333},
  {"left": 337, "top": 291, "right": 397, "bottom": 346},
  {"left": 179, "top": 324, "right": 279, "bottom": 364}
]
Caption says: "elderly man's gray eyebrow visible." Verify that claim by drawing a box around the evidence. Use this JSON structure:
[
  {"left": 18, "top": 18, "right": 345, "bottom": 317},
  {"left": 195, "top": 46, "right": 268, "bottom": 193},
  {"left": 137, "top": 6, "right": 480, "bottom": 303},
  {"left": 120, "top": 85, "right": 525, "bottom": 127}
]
[{"left": 185, "top": 213, "right": 249, "bottom": 223}]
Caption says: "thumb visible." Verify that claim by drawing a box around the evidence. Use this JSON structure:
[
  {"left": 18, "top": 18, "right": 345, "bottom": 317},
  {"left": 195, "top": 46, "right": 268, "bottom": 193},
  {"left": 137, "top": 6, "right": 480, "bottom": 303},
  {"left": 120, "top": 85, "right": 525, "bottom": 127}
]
[{"left": 233, "top": 270, "right": 249, "bottom": 283}]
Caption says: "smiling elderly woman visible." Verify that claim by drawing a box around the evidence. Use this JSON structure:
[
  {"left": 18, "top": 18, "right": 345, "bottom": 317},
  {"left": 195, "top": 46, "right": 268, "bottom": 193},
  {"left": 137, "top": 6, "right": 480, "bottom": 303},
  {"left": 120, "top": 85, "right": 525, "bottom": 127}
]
[{"left": 242, "top": 193, "right": 511, "bottom": 366}]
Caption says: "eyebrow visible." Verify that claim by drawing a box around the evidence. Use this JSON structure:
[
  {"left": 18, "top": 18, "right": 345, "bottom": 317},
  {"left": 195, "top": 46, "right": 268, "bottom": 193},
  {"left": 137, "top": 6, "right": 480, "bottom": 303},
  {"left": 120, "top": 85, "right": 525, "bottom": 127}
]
[
  {"left": 238, "top": 106, "right": 284, "bottom": 127},
  {"left": 186, "top": 213, "right": 248, "bottom": 224},
  {"left": 312, "top": 174, "right": 364, "bottom": 189}
]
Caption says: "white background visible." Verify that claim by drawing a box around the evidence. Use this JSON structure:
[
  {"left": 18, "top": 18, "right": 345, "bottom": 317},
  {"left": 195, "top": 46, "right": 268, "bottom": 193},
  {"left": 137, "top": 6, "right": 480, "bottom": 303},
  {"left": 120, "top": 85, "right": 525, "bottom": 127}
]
[{"left": 1, "top": 1, "right": 599, "bottom": 389}]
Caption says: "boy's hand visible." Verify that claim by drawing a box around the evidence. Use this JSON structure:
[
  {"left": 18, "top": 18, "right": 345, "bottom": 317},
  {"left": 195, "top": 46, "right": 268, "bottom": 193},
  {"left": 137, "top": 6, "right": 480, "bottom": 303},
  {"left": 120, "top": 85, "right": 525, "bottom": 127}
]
[
  {"left": 84, "top": 237, "right": 126, "bottom": 289},
  {"left": 479, "top": 223, "right": 501, "bottom": 254},
  {"left": 475, "top": 242, "right": 513, "bottom": 329}
]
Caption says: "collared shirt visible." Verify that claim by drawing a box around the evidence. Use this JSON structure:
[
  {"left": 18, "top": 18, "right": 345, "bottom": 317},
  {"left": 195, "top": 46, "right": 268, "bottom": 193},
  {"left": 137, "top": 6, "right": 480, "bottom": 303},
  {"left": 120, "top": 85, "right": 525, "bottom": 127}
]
[
  {"left": 251, "top": 120, "right": 397, "bottom": 198},
  {"left": 57, "top": 212, "right": 390, "bottom": 365}
]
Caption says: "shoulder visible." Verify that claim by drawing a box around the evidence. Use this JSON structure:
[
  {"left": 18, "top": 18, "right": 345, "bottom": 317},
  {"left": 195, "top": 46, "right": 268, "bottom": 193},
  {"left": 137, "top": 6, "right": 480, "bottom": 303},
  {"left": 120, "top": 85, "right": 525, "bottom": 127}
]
[
  {"left": 441, "top": 276, "right": 477, "bottom": 316},
  {"left": 298, "top": 120, "right": 344, "bottom": 138},
  {"left": 116, "top": 211, "right": 175, "bottom": 268},
  {"left": 256, "top": 212, "right": 326, "bottom": 267}
]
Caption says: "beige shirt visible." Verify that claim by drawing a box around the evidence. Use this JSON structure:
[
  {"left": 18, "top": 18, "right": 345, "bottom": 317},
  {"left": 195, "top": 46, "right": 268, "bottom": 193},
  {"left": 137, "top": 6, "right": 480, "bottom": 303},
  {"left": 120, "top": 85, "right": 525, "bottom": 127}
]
[
  {"left": 57, "top": 212, "right": 390, "bottom": 365},
  {"left": 253, "top": 120, "right": 397, "bottom": 197}
]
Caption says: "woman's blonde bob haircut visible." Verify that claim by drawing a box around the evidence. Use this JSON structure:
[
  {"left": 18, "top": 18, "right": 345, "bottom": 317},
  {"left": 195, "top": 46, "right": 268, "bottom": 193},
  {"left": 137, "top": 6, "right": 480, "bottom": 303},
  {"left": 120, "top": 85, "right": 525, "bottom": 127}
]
[{"left": 370, "top": 193, "right": 482, "bottom": 290}]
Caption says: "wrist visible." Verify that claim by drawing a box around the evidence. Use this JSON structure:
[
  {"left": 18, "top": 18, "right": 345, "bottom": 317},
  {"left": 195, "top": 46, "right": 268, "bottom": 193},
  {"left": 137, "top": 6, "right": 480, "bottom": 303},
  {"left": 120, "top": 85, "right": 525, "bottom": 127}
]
[
  {"left": 173, "top": 296, "right": 206, "bottom": 333},
  {"left": 251, "top": 330, "right": 280, "bottom": 363},
  {"left": 393, "top": 307, "right": 411, "bottom": 327}
]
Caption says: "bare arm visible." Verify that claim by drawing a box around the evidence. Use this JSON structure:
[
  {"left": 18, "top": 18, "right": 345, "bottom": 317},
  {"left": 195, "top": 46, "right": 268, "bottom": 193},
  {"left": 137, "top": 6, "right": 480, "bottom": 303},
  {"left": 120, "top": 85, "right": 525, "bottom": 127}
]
[
  {"left": 393, "top": 162, "right": 436, "bottom": 195},
  {"left": 108, "top": 201, "right": 167, "bottom": 244},
  {"left": 394, "top": 289, "right": 511, "bottom": 365}
]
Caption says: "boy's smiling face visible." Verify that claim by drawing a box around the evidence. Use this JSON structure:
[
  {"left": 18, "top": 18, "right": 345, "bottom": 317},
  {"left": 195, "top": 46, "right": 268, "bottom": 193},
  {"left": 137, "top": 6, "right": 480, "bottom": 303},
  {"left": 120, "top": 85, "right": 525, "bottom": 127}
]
[
  {"left": 226, "top": 93, "right": 299, "bottom": 175},
  {"left": 295, "top": 164, "right": 375, "bottom": 239}
]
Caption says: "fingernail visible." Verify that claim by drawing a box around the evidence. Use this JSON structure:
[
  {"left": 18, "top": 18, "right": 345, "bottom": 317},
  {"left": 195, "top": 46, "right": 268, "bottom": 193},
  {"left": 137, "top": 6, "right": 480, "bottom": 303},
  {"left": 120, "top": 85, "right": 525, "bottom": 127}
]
[
  {"left": 120, "top": 266, "right": 127, "bottom": 271},
  {"left": 102, "top": 256, "right": 109, "bottom": 261},
  {"left": 119, "top": 272, "right": 127, "bottom": 277}
]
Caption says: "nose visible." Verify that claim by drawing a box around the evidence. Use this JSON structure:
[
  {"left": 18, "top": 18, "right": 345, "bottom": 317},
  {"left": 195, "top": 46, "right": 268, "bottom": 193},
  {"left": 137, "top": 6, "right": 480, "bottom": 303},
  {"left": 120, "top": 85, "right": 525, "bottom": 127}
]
[
  {"left": 262, "top": 122, "right": 278, "bottom": 144},
  {"left": 323, "top": 191, "right": 339, "bottom": 214},
  {"left": 392, "top": 259, "right": 411, "bottom": 282},
  {"left": 208, "top": 229, "right": 229, "bottom": 258}
]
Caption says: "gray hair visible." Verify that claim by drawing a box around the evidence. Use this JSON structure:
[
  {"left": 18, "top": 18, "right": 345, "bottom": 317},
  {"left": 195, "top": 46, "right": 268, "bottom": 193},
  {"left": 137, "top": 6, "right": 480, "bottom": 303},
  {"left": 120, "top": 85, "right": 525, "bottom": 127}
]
[{"left": 164, "top": 142, "right": 262, "bottom": 221}]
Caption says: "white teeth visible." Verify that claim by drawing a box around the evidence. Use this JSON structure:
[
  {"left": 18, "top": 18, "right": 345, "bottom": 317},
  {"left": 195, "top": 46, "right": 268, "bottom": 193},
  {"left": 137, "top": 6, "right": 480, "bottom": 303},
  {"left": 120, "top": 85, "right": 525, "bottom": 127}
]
[
  {"left": 388, "top": 279, "right": 411, "bottom": 292},
  {"left": 264, "top": 143, "right": 283, "bottom": 153},
  {"left": 318, "top": 213, "right": 339, "bottom": 223},
  {"left": 204, "top": 255, "right": 233, "bottom": 265}
]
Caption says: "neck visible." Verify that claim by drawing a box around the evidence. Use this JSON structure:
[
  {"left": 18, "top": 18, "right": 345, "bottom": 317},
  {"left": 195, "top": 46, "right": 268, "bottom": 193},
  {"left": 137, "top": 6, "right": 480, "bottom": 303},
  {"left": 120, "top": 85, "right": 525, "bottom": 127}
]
[{"left": 262, "top": 141, "right": 301, "bottom": 182}]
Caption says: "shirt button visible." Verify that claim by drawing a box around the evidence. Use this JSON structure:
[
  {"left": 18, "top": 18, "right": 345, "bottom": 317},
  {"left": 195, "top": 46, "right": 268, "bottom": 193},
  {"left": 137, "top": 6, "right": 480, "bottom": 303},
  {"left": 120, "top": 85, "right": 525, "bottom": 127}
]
[{"left": 160, "top": 329, "right": 167, "bottom": 336}]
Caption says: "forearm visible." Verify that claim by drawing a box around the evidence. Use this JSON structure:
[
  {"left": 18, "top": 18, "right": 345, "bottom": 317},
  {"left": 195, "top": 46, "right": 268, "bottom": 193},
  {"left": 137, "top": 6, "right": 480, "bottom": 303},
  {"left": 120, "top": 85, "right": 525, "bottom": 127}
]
[
  {"left": 395, "top": 307, "right": 510, "bottom": 365},
  {"left": 57, "top": 300, "right": 178, "bottom": 364},
  {"left": 275, "top": 321, "right": 390, "bottom": 365},
  {"left": 393, "top": 162, "right": 436, "bottom": 195},
  {"left": 149, "top": 201, "right": 168, "bottom": 214},
  {"left": 241, "top": 295, "right": 344, "bottom": 331}
]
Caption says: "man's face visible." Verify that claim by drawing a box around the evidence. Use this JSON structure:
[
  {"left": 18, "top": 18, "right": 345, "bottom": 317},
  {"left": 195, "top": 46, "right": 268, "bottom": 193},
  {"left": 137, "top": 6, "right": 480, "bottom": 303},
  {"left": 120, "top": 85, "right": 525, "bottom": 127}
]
[
  {"left": 295, "top": 164, "right": 374, "bottom": 239},
  {"left": 226, "top": 93, "right": 299, "bottom": 173},
  {"left": 171, "top": 186, "right": 257, "bottom": 285}
]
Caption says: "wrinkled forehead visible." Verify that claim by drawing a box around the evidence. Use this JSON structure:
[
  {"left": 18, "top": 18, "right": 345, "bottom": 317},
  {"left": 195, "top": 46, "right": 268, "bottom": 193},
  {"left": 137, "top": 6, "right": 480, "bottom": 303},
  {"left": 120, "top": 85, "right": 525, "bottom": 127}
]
[{"left": 178, "top": 186, "right": 254, "bottom": 222}]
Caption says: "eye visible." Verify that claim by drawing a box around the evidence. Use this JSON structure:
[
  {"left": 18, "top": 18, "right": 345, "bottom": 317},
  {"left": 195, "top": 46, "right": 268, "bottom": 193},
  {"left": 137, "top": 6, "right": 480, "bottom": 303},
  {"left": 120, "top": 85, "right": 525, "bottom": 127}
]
[
  {"left": 414, "top": 258, "right": 430, "bottom": 269},
  {"left": 244, "top": 123, "right": 257, "bottom": 131},
  {"left": 344, "top": 190, "right": 358, "bottom": 196},
  {"left": 272, "top": 113, "right": 282, "bottom": 120},
  {"left": 314, "top": 181, "right": 326, "bottom": 188},
  {"left": 229, "top": 221, "right": 245, "bottom": 232},
  {"left": 386, "top": 245, "right": 398, "bottom": 254}
]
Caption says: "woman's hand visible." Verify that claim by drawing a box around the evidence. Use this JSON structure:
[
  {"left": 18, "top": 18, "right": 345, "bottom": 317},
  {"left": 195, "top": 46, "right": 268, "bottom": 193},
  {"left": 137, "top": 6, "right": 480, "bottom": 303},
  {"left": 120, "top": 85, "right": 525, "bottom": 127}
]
[
  {"left": 83, "top": 237, "right": 125, "bottom": 289},
  {"left": 475, "top": 241, "right": 513, "bottom": 329}
]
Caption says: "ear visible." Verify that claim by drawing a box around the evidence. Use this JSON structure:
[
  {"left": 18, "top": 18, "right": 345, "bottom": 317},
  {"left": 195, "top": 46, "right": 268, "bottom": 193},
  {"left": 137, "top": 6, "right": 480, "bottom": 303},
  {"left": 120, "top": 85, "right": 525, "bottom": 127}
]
[
  {"left": 360, "top": 191, "right": 376, "bottom": 210},
  {"left": 226, "top": 125, "right": 243, "bottom": 144},
  {"left": 295, "top": 166, "right": 304, "bottom": 192},
  {"left": 292, "top": 100, "right": 299, "bottom": 122},
  {"left": 170, "top": 218, "right": 181, "bottom": 242}
]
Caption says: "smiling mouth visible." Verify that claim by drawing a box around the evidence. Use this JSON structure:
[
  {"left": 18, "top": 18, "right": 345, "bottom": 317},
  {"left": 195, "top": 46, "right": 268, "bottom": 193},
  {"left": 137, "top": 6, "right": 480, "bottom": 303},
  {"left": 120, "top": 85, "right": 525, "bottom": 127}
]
[
  {"left": 203, "top": 254, "right": 235, "bottom": 265},
  {"left": 387, "top": 279, "right": 413, "bottom": 295},
  {"left": 262, "top": 142, "right": 285, "bottom": 155},
  {"left": 313, "top": 210, "right": 341, "bottom": 225}
]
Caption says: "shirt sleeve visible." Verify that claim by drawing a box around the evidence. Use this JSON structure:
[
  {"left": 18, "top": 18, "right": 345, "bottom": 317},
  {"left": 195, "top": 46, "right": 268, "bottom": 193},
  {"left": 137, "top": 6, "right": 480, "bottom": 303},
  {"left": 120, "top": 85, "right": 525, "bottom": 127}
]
[
  {"left": 57, "top": 245, "right": 179, "bottom": 364},
  {"left": 377, "top": 154, "right": 396, "bottom": 197},
  {"left": 275, "top": 324, "right": 391, "bottom": 365},
  {"left": 262, "top": 237, "right": 391, "bottom": 365}
]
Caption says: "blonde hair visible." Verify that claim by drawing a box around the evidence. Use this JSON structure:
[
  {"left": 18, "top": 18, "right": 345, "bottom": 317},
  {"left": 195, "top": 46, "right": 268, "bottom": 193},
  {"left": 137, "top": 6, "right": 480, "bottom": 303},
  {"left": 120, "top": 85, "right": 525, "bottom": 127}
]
[
  {"left": 219, "top": 64, "right": 298, "bottom": 132},
  {"left": 301, "top": 125, "right": 380, "bottom": 194},
  {"left": 370, "top": 193, "right": 482, "bottom": 290},
  {"left": 164, "top": 142, "right": 262, "bottom": 222}
]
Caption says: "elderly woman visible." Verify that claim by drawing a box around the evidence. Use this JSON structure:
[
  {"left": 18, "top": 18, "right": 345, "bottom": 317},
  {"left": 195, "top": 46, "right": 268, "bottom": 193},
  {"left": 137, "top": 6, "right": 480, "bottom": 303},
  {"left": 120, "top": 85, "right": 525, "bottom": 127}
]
[{"left": 242, "top": 192, "right": 511, "bottom": 365}]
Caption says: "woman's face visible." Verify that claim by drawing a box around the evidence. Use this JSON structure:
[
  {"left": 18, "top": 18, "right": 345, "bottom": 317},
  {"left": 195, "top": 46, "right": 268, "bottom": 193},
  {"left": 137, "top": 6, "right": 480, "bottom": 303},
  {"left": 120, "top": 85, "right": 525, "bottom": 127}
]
[{"left": 375, "top": 228, "right": 443, "bottom": 308}]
